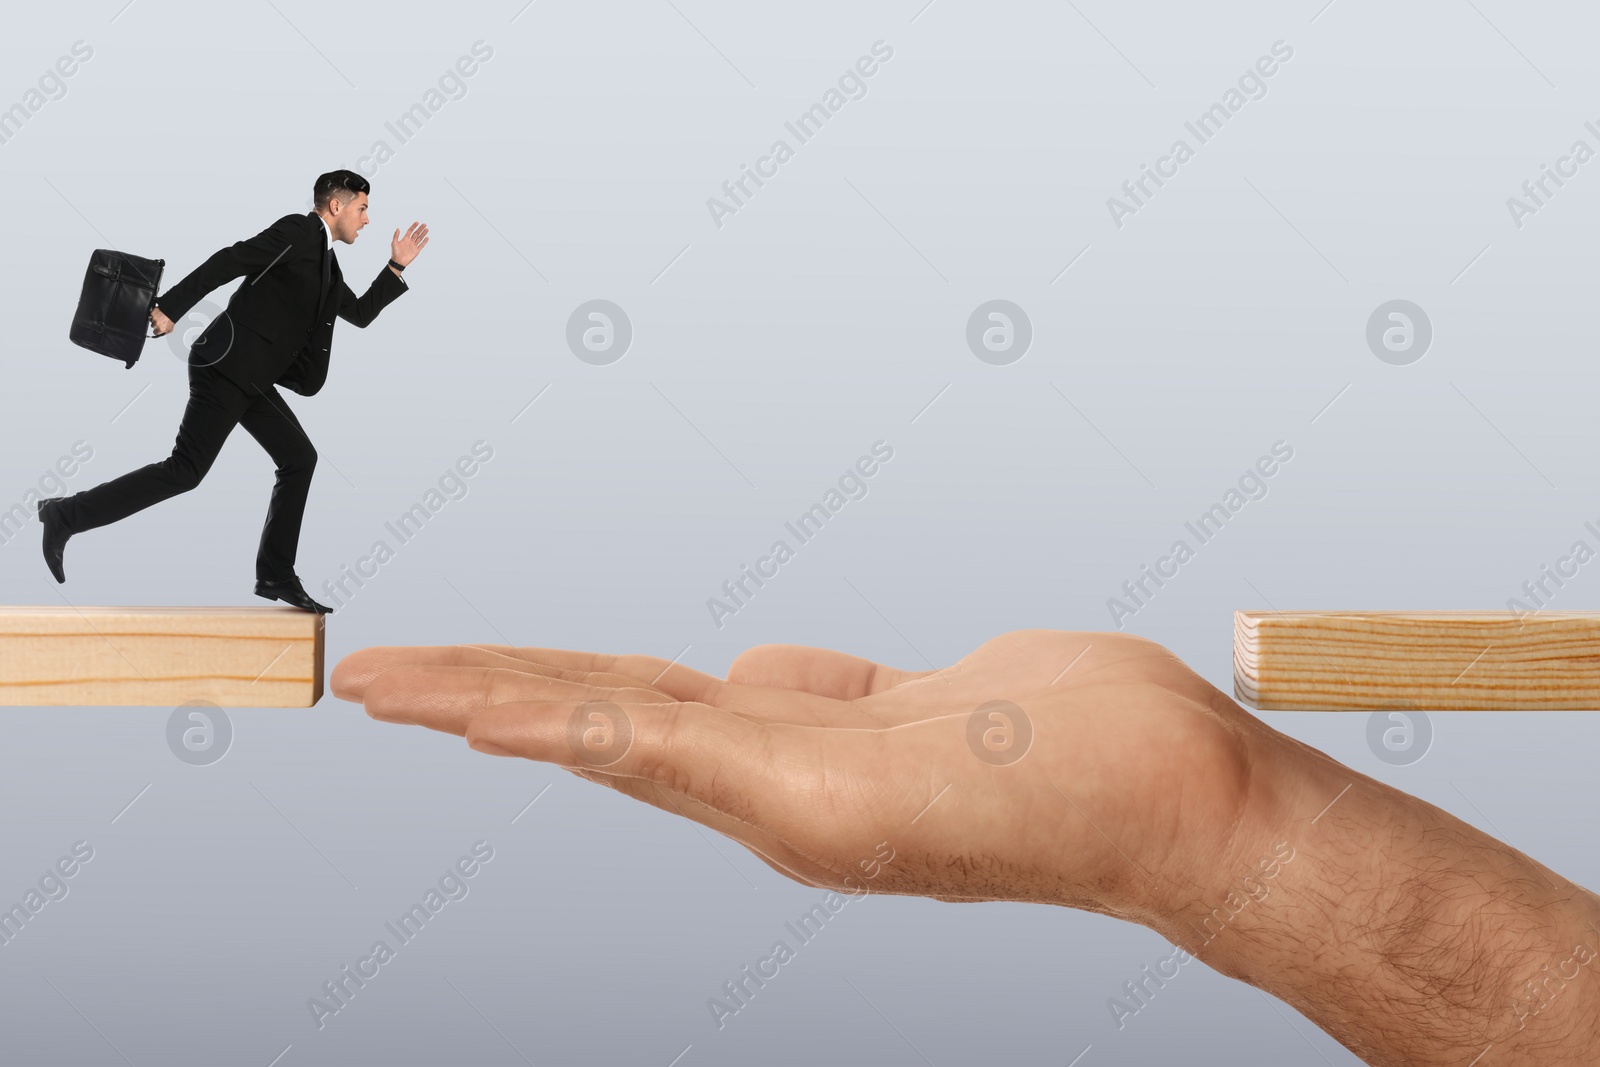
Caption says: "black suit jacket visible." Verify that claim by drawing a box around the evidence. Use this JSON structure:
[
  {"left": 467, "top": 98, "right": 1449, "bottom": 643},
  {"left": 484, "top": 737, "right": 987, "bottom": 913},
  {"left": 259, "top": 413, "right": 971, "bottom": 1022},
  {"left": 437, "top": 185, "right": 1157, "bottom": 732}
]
[{"left": 153, "top": 210, "right": 408, "bottom": 397}]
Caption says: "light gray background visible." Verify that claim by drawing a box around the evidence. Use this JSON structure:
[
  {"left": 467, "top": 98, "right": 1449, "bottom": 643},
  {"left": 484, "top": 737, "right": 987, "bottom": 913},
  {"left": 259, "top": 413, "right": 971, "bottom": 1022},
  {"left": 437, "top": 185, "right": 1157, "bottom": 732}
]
[{"left": 3, "top": 1, "right": 1598, "bottom": 1063}]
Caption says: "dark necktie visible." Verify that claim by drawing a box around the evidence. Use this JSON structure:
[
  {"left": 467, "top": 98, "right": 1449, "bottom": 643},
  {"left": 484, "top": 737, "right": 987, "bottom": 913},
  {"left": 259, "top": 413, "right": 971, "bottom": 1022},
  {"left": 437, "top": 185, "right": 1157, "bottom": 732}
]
[{"left": 316, "top": 245, "right": 333, "bottom": 319}]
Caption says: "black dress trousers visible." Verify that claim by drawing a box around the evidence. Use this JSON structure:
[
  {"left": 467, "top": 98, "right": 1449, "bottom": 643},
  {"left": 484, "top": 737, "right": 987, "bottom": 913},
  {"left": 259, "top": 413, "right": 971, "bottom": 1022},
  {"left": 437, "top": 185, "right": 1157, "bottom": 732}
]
[{"left": 56, "top": 358, "right": 319, "bottom": 583}]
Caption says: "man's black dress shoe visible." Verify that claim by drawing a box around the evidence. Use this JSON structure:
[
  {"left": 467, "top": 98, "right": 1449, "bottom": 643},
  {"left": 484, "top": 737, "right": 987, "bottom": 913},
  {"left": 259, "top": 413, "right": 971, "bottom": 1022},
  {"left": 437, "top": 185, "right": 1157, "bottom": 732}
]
[
  {"left": 254, "top": 575, "right": 333, "bottom": 614},
  {"left": 39, "top": 497, "right": 72, "bottom": 584}
]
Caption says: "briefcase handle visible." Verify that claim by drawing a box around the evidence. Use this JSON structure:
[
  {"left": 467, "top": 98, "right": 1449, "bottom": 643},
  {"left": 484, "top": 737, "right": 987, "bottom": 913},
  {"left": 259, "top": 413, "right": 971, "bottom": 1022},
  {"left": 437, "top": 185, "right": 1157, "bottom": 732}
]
[{"left": 91, "top": 260, "right": 162, "bottom": 286}]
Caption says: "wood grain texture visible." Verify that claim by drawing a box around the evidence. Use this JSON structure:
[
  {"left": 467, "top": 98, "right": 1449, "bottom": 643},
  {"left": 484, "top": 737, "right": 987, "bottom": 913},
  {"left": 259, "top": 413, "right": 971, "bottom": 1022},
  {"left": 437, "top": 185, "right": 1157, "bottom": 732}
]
[
  {"left": 0, "top": 606, "right": 323, "bottom": 707},
  {"left": 1234, "top": 610, "right": 1600, "bottom": 710}
]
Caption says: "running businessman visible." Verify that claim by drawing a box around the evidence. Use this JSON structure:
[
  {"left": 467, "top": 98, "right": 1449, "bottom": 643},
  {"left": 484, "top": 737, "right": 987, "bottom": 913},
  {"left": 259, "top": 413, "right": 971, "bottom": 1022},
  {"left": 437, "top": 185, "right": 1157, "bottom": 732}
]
[{"left": 40, "top": 170, "right": 429, "bottom": 613}]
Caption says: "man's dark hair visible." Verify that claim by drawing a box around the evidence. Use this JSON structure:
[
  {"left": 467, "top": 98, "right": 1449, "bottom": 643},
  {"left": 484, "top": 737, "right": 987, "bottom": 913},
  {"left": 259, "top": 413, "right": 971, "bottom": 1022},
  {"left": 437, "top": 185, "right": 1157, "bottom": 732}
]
[{"left": 313, "top": 170, "right": 370, "bottom": 213}]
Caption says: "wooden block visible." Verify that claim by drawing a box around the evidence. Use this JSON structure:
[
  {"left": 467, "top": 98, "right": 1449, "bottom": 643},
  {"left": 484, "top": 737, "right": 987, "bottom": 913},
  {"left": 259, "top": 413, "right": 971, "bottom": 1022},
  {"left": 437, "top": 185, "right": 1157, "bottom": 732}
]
[
  {"left": 1235, "top": 610, "right": 1600, "bottom": 711},
  {"left": 0, "top": 606, "right": 323, "bottom": 707}
]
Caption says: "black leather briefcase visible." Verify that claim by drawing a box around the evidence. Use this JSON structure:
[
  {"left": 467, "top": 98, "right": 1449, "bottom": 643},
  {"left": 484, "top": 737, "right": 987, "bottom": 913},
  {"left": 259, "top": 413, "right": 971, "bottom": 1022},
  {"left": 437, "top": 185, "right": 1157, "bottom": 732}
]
[{"left": 68, "top": 249, "right": 165, "bottom": 368}]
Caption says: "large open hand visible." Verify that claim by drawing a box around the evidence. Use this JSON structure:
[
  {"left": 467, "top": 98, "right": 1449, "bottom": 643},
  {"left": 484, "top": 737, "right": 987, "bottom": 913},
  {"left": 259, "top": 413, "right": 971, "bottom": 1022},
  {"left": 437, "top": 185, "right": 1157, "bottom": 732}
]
[
  {"left": 331, "top": 631, "right": 1287, "bottom": 930},
  {"left": 331, "top": 631, "right": 1600, "bottom": 1064}
]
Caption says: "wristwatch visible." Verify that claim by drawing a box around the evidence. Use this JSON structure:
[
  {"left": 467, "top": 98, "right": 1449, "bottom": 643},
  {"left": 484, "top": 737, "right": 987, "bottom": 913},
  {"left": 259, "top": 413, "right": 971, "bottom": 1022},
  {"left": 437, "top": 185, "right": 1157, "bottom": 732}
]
[{"left": 387, "top": 258, "right": 405, "bottom": 272}]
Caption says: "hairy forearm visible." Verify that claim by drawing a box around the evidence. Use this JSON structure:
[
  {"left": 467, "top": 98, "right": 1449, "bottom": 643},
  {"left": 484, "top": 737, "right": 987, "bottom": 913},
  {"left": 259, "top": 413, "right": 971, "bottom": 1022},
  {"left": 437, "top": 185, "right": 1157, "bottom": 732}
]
[{"left": 1152, "top": 727, "right": 1600, "bottom": 1065}]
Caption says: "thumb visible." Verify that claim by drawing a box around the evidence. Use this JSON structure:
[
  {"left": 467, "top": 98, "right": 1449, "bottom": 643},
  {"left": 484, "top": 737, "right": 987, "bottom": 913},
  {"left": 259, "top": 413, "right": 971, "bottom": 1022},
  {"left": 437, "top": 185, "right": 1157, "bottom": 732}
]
[{"left": 727, "top": 644, "right": 933, "bottom": 700}]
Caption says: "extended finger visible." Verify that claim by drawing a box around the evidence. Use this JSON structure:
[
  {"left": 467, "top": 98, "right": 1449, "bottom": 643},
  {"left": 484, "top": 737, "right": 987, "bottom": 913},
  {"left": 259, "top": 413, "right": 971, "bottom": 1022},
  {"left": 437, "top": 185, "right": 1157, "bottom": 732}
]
[
  {"left": 332, "top": 643, "right": 725, "bottom": 704},
  {"left": 356, "top": 654, "right": 887, "bottom": 735},
  {"left": 360, "top": 664, "right": 672, "bottom": 735},
  {"left": 463, "top": 699, "right": 854, "bottom": 842},
  {"left": 332, "top": 643, "right": 655, "bottom": 696}
]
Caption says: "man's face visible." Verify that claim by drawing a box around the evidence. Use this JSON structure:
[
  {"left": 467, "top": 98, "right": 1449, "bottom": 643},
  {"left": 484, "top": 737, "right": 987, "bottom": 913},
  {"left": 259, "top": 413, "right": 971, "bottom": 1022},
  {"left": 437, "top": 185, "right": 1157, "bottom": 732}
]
[{"left": 329, "top": 191, "right": 369, "bottom": 243}]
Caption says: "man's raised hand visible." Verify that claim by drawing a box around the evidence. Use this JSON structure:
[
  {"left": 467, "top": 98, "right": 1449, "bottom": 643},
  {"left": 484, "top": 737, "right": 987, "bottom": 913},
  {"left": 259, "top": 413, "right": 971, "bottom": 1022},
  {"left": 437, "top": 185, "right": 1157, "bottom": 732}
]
[{"left": 391, "top": 221, "right": 429, "bottom": 267}]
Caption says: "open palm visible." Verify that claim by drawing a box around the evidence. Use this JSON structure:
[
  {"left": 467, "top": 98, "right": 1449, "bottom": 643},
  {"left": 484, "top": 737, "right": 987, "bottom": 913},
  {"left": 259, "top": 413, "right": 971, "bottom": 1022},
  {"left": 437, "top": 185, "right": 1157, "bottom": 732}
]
[
  {"left": 390, "top": 221, "right": 429, "bottom": 267},
  {"left": 332, "top": 630, "right": 1276, "bottom": 928}
]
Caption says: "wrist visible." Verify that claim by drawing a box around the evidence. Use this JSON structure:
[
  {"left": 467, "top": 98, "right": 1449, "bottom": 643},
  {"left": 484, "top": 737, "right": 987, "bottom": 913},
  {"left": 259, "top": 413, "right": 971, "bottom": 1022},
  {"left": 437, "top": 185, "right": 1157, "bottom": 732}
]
[{"left": 1165, "top": 726, "right": 1600, "bottom": 1065}]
